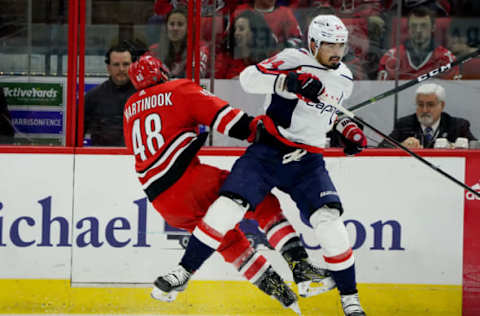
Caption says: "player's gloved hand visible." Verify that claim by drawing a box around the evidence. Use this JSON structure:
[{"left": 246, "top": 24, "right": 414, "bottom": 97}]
[
  {"left": 247, "top": 115, "right": 264, "bottom": 143},
  {"left": 285, "top": 71, "right": 324, "bottom": 103},
  {"left": 336, "top": 116, "right": 367, "bottom": 156}
]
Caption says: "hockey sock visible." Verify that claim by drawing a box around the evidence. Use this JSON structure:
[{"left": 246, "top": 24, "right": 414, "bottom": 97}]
[
  {"left": 263, "top": 217, "right": 298, "bottom": 251},
  {"left": 179, "top": 235, "right": 215, "bottom": 273},
  {"left": 238, "top": 251, "right": 270, "bottom": 284},
  {"left": 330, "top": 264, "right": 357, "bottom": 295}
]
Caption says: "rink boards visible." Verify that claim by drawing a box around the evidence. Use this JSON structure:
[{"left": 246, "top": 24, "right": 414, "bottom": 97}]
[{"left": 0, "top": 148, "right": 479, "bottom": 315}]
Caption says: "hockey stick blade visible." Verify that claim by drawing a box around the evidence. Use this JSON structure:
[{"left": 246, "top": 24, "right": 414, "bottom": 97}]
[
  {"left": 334, "top": 102, "right": 480, "bottom": 199},
  {"left": 348, "top": 49, "right": 480, "bottom": 112}
]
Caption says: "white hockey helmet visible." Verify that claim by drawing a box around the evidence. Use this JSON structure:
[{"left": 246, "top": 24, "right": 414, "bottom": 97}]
[{"left": 308, "top": 15, "right": 348, "bottom": 55}]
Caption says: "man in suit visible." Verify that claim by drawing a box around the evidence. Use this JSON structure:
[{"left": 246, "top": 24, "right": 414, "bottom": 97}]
[{"left": 379, "top": 82, "right": 477, "bottom": 148}]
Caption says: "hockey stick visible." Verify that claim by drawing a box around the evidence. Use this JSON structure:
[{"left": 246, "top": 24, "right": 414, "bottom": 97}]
[
  {"left": 337, "top": 104, "right": 480, "bottom": 198},
  {"left": 348, "top": 49, "right": 480, "bottom": 112}
]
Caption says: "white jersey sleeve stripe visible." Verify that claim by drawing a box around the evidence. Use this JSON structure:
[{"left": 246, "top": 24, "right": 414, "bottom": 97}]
[
  {"left": 212, "top": 105, "right": 233, "bottom": 132},
  {"left": 223, "top": 111, "right": 244, "bottom": 135}
]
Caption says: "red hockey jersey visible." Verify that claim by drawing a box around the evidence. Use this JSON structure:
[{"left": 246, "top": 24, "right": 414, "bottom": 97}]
[
  {"left": 233, "top": 5, "right": 302, "bottom": 47},
  {"left": 308, "top": 0, "right": 384, "bottom": 17},
  {"left": 123, "top": 79, "right": 252, "bottom": 201},
  {"left": 215, "top": 52, "right": 251, "bottom": 79},
  {"left": 377, "top": 44, "right": 459, "bottom": 80}
]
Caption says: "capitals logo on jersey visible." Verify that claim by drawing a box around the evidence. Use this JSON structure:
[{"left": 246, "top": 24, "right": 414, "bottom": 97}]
[{"left": 243, "top": 48, "right": 353, "bottom": 151}]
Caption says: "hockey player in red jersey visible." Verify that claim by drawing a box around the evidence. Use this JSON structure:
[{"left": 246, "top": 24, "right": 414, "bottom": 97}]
[
  {"left": 123, "top": 53, "right": 335, "bottom": 313},
  {"left": 233, "top": 0, "right": 303, "bottom": 48}
]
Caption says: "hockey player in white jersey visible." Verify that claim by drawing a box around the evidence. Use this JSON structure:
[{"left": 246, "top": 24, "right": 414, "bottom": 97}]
[
  {"left": 157, "top": 14, "right": 367, "bottom": 316},
  {"left": 228, "top": 15, "right": 368, "bottom": 316},
  {"left": 218, "top": 15, "right": 367, "bottom": 315}
]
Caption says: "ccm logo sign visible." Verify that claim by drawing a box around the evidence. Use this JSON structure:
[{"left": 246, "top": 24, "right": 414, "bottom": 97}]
[
  {"left": 466, "top": 183, "right": 480, "bottom": 200},
  {"left": 417, "top": 64, "right": 452, "bottom": 81}
]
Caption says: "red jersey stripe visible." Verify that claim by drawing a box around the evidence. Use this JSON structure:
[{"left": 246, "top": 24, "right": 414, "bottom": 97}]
[
  {"left": 324, "top": 248, "right": 353, "bottom": 264},
  {"left": 244, "top": 255, "right": 268, "bottom": 281},
  {"left": 198, "top": 220, "right": 224, "bottom": 243},
  {"left": 268, "top": 225, "right": 296, "bottom": 248}
]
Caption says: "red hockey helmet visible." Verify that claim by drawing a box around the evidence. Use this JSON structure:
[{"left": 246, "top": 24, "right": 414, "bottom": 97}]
[{"left": 128, "top": 53, "right": 170, "bottom": 90}]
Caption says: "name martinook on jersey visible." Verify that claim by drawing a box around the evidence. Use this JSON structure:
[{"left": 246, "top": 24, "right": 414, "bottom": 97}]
[{"left": 124, "top": 92, "right": 173, "bottom": 122}]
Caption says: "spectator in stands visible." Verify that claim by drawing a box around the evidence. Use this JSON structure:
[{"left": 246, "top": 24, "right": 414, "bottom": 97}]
[
  {"left": 149, "top": 0, "right": 238, "bottom": 51},
  {"left": 0, "top": 88, "right": 15, "bottom": 144},
  {"left": 198, "top": 0, "right": 237, "bottom": 54},
  {"left": 378, "top": 83, "right": 476, "bottom": 148},
  {"left": 386, "top": 0, "right": 452, "bottom": 16},
  {"left": 377, "top": 6, "right": 458, "bottom": 80},
  {"left": 150, "top": 5, "right": 208, "bottom": 78},
  {"left": 447, "top": 22, "right": 478, "bottom": 57},
  {"left": 215, "top": 10, "right": 278, "bottom": 79},
  {"left": 302, "top": 0, "right": 385, "bottom": 17},
  {"left": 84, "top": 45, "right": 136, "bottom": 146},
  {"left": 363, "top": 14, "right": 387, "bottom": 79},
  {"left": 152, "top": 0, "right": 238, "bottom": 17},
  {"left": 233, "top": 0, "right": 302, "bottom": 49},
  {"left": 447, "top": 18, "right": 480, "bottom": 79}
]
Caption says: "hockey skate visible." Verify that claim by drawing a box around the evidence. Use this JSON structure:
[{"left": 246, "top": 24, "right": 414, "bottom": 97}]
[
  {"left": 255, "top": 266, "right": 301, "bottom": 315},
  {"left": 151, "top": 265, "right": 191, "bottom": 302},
  {"left": 341, "top": 293, "right": 366, "bottom": 316},
  {"left": 287, "top": 257, "right": 337, "bottom": 297}
]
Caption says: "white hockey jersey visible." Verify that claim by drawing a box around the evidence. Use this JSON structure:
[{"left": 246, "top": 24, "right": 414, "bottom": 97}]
[{"left": 239, "top": 48, "right": 354, "bottom": 151}]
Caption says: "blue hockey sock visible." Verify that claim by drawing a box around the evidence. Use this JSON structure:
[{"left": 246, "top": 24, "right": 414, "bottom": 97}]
[
  {"left": 179, "top": 235, "right": 215, "bottom": 273},
  {"left": 330, "top": 264, "right": 357, "bottom": 295}
]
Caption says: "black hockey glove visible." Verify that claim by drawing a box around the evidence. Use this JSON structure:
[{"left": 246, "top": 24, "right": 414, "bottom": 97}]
[
  {"left": 285, "top": 71, "right": 324, "bottom": 103},
  {"left": 342, "top": 138, "right": 365, "bottom": 156}
]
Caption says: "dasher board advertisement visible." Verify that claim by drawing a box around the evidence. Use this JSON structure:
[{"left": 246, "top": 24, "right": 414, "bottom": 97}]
[
  {"left": 0, "top": 82, "right": 65, "bottom": 145},
  {"left": 0, "top": 153, "right": 464, "bottom": 286}
]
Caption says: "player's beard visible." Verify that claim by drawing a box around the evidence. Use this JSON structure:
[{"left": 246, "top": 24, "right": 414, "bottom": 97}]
[
  {"left": 417, "top": 113, "right": 434, "bottom": 126},
  {"left": 327, "top": 56, "right": 341, "bottom": 69}
]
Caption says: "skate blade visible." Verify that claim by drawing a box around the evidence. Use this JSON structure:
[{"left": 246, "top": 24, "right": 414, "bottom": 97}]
[
  {"left": 298, "top": 277, "right": 337, "bottom": 298},
  {"left": 288, "top": 301, "right": 302, "bottom": 315},
  {"left": 151, "top": 286, "right": 179, "bottom": 302}
]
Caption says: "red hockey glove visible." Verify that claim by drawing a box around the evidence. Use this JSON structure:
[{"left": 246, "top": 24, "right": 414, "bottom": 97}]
[
  {"left": 247, "top": 115, "right": 263, "bottom": 143},
  {"left": 285, "top": 71, "right": 324, "bottom": 103},
  {"left": 336, "top": 116, "right": 367, "bottom": 156}
]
